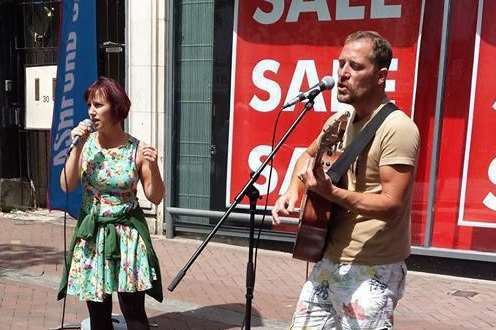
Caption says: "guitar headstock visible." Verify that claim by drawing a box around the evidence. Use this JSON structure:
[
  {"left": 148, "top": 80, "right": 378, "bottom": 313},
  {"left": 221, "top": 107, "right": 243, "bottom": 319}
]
[
  {"left": 314, "top": 112, "right": 350, "bottom": 173},
  {"left": 319, "top": 112, "right": 349, "bottom": 153}
]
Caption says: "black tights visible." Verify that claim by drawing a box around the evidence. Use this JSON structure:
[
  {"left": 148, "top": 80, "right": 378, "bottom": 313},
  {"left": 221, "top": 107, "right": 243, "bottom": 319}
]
[{"left": 86, "top": 292, "right": 149, "bottom": 330}]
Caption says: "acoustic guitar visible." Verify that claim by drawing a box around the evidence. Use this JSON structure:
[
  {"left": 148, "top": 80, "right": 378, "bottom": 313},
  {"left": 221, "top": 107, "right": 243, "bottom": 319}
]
[{"left": 292, "top": 112, "right": 349, "bottom": 262}]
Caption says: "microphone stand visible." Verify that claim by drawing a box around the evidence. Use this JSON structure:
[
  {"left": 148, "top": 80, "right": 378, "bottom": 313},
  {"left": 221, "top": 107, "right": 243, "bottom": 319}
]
[
  {"left": 168, "top": 94, "right": 319, "bottom": 329},
  {"left": 244, "top": 180, "right": 259, "bottom": 329}
]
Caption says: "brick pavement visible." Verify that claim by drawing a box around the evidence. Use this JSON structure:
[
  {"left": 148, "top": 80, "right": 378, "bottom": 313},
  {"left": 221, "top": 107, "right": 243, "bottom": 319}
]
[{"left": 1, "top": 211, "right": 496, "bottom": 329}]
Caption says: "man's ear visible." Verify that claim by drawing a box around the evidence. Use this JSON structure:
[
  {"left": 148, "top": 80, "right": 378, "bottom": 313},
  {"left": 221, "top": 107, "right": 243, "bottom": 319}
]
[{"left": 377, "top": 68, "right": 388, "bottom": 86}]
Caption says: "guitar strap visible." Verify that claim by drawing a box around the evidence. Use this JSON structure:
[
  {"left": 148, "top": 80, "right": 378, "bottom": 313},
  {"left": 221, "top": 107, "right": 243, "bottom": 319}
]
[{"left": 326, "top": 102, "right": 399, "bottom": 184}]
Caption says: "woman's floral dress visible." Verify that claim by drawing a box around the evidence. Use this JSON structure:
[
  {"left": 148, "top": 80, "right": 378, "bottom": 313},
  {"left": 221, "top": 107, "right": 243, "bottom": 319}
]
[{"left": 66, "top": 133, "right": 156, "bottom": 302}]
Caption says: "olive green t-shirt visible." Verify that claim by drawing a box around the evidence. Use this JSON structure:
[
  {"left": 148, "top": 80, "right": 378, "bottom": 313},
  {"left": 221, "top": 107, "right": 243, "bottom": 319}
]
[{"left": 324, "top": 104, "right": 420, "bottom": 265}]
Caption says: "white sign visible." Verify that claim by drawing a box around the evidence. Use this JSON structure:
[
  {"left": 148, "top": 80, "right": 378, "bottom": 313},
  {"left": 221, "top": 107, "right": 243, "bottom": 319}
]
[{"left": 25, "top": 65, "right": 57, "bottom": 130}]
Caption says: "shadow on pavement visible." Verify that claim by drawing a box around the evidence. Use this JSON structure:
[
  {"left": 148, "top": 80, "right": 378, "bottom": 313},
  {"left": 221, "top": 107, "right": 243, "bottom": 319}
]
[
  {"left": 0, "top": 243, "right": 63, "bottom": 272},
  {"left": 149, "top": 303, "right": 264, "bottom": 329},
  {"left": 406, "top": 254, "right": 496, "bottom": 281}
]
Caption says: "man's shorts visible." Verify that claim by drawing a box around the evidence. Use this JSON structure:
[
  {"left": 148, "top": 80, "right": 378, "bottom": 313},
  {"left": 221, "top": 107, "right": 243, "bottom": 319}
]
[{"left": 290, "top": 258, "right": 406, "bottom": 330}]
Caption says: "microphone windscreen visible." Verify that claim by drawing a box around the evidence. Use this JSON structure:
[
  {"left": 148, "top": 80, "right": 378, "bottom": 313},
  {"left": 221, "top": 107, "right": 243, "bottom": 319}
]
[
  {"left": 320, "top": 76, "right": 335, "bottom": 90},
  {"left": 81, "top": 119, "right": 96, "bottom": 132}
]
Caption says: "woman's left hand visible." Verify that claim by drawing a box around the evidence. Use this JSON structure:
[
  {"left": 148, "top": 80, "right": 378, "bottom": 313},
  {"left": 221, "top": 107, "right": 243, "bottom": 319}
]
[
  {"left": 141, "top": 144, "right": 159, "bottom": 165},
  {"left": 138, "top": 143, "right": 164, "bottom": 204}
]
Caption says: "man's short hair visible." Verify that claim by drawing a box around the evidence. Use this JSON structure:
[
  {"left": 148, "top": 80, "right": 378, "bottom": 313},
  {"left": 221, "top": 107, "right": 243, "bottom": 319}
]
[{"left": 345, "top": 31, "right": 393, "bottom": 70}]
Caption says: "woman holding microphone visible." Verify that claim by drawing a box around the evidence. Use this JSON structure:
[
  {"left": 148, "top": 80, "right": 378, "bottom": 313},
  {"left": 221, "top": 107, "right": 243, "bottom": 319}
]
[{"left": 58, "top": 76, "right": 164, "bottom": 330}]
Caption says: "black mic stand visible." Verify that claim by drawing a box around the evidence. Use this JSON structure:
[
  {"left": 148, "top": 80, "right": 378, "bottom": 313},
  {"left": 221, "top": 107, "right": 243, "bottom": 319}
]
[
  {"left": 244, "top": 180, "right": 259, "bottom": 329},
  {"left": 168, "top": 94, "right": 319, "bottom": 329}
]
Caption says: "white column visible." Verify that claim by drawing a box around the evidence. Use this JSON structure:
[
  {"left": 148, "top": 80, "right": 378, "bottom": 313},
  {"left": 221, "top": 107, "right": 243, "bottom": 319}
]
[{"left": 126, "top": 0, "right": 166, "bottom": 234}]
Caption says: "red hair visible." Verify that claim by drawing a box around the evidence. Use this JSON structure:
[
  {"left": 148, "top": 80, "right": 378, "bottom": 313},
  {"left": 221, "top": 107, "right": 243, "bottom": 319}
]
[{"left": 84, "top": 76, "right": 131, "bottom": 121}]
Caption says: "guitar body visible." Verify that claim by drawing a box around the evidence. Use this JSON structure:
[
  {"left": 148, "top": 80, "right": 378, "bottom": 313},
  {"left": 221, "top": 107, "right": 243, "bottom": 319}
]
[{"left": 293, "top": 113, "right": 349, "bottom": 262}]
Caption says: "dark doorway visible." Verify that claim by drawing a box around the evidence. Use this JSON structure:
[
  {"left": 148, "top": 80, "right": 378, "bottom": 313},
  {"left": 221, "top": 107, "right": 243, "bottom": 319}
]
[
  {"left": 97, "top": 0, "right": 126, "bottom": 86},
  {"left": 0, "top": 0, "right": 125, "bottom": 208}
]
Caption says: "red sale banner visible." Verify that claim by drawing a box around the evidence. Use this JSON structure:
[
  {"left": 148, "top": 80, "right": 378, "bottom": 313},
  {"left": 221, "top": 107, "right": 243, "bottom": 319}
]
[
  {"left": 227, "top": 0, "right": 424, "bottom": 207},
  {"left": 458, "top": 0, "right": 496, "bottom": 227}
]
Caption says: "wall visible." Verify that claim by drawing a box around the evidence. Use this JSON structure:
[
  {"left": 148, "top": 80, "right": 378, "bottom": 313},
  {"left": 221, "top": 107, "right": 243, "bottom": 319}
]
[{"left": 126, "top": 0, "right": 166, "bottom": 233}]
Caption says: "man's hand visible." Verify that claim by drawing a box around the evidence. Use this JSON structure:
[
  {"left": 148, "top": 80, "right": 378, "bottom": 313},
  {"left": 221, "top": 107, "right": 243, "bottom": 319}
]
[
  {"left": 272, "top": 190, "right": 299, "bottom": 224},
  {"left": 302, "top": 158, "right": 335, "bottom": 202}
]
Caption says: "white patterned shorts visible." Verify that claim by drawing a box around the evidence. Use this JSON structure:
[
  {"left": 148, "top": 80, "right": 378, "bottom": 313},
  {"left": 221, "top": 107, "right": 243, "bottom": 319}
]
[{"left": 290, "top": 259, "right": 406, "bottom": 330}]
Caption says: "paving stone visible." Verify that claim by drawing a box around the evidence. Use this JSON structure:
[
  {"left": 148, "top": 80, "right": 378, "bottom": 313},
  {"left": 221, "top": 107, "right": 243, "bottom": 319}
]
[{"left": 1, "top": 214, "right": 496, "bottom": 329}]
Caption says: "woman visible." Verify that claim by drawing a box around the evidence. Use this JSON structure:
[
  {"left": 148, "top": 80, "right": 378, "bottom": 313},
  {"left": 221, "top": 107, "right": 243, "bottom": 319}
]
[{"left": 58, "top": 76, "right": 164, "bottom": 330}]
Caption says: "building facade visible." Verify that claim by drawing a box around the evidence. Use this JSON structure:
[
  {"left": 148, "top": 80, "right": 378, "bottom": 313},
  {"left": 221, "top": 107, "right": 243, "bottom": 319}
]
[{"left": 1, "top": 0, "right": 495, "bottom": 262}]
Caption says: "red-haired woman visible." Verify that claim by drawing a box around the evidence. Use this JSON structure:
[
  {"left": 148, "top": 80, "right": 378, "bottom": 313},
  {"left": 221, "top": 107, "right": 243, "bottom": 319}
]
[{"left": 58, "top": 76, "right": 164, "bottom": 330}]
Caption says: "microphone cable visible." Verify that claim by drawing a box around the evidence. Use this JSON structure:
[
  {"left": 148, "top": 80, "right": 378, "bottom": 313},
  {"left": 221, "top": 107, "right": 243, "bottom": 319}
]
[
  {"left": 253, "top": 108, "right": 284, "bottom": 276},
  {"left": 59, "top": 162, "right": 69, "bottom": 330},
  {"left": 241, "top": 106, "right": 285, "bottom": 330},
  {"left": 54, "top": 150, "right": 79, "bottom": 330}
]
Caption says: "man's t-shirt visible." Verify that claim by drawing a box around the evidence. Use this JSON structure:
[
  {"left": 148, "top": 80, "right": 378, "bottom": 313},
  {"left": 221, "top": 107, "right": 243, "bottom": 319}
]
[{"left": 323, "top": 104, "right": 420, "bottom": 265}]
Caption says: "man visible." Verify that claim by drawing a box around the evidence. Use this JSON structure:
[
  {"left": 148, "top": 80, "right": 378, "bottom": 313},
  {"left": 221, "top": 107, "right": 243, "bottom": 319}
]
[{"left": 272, "top": 31, "right": 419, "bottom": 329}]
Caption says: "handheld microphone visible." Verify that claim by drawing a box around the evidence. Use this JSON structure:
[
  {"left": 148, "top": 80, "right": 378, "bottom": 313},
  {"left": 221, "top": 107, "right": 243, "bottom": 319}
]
[
  {"left": 68, "top": 119, "right": 95, "bottom": 152},
  {"left": 282, "top": 76, "right": 335, "bottom": 109}
]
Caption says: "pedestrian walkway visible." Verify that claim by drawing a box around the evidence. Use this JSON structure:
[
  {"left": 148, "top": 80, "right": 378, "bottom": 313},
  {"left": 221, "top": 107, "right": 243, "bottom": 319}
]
[{"left": 1, "top": 210, "right": 496, "bottom": 329}]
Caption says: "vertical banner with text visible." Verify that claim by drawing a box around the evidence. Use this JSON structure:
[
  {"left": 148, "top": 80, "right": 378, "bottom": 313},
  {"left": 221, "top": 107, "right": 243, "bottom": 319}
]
[
  {"left": 458, "top": 0, "right": 496, "bottom": 227},
  {"left": 227, "top": 0, "right": 424, "bottom": 207},
  {"left": 48, "top": 0, "right": 97, "bottom": 218}
]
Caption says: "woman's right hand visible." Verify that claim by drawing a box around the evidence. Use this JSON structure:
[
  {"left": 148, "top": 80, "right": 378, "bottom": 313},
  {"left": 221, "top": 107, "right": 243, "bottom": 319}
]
[{"left": 70, "top": 121, "right": 93, "bottom": 149}]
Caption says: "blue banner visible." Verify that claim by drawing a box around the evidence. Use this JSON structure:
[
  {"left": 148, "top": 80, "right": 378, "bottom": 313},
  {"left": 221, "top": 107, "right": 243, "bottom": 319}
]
[{"left": 49, "top": 0, "right": 97, "bottom": 218}]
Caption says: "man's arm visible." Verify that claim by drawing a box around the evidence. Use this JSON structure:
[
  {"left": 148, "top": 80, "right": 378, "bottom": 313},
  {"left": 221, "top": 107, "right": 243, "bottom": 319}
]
[
  {"left": 271, "top": 145, "right": 314, "bottom": 224},
  {"left": 286, "top": 138, "right": 320, "bottom": 195},
  {"left": 331, "top": 164, "right": 414, "bottom": 219},
  {"left": 271, "top": 116, "right": 333, "bottom": 224},
  {"left": 306, "top": 163, "right": 415, "bottom": 220}
]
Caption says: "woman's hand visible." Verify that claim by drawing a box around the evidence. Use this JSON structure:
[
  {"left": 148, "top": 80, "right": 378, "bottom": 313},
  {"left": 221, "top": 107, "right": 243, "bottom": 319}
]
[
  {"left": 60, "top": 121, "right": 92, "bottom": 192},
  {"left": 141, "top": 145, "right": 159, "bottom": 165},
  {"left": 138, "top": 143, "right": 165, "bottom": 204},
  {"left": 70, "top": 121, "right": 93, "bottom": 150}
]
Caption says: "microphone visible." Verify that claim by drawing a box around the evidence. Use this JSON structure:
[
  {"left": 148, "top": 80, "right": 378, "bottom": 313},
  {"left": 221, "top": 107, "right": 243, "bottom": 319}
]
[
  {"left": 68, "top": 119, "right": 95, "bottom": 152},
  {"left": 282, "top": 76, "right": 335, "bottom": 109}
]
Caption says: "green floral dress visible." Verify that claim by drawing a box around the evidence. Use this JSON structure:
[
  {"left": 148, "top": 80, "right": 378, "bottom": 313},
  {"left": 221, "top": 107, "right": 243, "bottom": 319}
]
[{"left": 66, "top": 133, "right": 156, "bottom": 302}]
